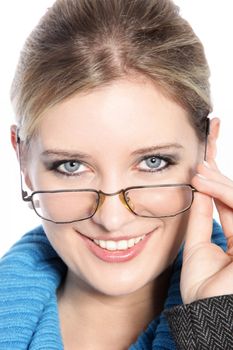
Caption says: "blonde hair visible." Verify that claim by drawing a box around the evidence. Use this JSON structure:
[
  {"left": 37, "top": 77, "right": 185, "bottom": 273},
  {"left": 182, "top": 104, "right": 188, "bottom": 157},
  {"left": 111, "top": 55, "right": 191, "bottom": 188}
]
[{"left": 11, "top": 0, "right": 212, "bottom": 141}]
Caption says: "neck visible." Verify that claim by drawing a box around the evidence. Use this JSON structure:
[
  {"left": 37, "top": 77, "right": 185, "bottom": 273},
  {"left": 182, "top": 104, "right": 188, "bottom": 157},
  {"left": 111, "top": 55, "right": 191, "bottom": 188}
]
[{"left": 57, "top": 267, "right": 171, "bottom": 350}]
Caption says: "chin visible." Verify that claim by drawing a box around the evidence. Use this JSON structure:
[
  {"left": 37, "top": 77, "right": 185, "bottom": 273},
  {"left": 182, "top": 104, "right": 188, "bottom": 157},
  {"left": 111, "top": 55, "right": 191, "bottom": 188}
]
[
  {"left": 90, "top": 278, "right": 151, "bottom": 297},
  {"left": 76, "top": 262, "right": 162, "bottom": 298}
]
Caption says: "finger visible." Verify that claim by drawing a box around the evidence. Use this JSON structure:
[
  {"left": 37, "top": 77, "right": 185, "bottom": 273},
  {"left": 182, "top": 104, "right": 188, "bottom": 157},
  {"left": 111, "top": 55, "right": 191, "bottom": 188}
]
[
  {"left": 192, "top": 174, "right": 233, "bottom": 210},
  {"left": 208, "top": 159, "right": 220, "bottom": 171},
  {"left": 192, "top": 174, "right": 233, "bottom": 240},
  {"left": 184, "top": 192, "right": 213, "bottom": 250},
  {"left": 214, "top": 198, "right": 233, "bottom": 239},
  {"left": 197, "top": 162, "right": 232, "bottom": 187},
  {"left": 196, "top": 161, "right": 233, "bottom": 238}
]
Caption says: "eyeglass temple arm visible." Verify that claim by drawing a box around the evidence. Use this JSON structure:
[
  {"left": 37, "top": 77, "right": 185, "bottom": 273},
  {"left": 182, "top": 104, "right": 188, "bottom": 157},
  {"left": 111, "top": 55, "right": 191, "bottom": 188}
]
[
  {"left": 16, "top": 129, "right": 31, "bottom": 202},
  {"left": 204, "top": 117, "right": 210, "bottom": 161}
]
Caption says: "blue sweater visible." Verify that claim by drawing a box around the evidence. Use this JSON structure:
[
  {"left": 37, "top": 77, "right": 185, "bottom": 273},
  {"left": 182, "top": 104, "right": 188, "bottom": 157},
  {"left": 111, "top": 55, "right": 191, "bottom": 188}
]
[{"left": 0, "top": 221, "right": 226, "bottom": 349}]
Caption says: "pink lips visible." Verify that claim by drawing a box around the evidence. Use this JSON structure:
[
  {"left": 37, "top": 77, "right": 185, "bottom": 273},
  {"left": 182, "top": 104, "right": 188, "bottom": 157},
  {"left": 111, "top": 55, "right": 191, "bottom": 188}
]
[{"left": 80, "top": 233, "right": 152, "bottom": 263}]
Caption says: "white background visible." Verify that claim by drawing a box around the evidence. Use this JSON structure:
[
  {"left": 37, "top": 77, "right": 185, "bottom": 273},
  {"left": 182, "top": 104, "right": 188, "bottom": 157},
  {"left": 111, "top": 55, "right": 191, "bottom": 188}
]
[{"left": 0, "top": 1, "right": 233, "bottom": 257}]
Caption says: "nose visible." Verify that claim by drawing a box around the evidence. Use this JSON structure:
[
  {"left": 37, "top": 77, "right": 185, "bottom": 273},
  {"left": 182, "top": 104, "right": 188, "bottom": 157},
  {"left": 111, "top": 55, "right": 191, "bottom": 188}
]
[{"left": 91, "top": 191, "right": 136, "bottom": 232}]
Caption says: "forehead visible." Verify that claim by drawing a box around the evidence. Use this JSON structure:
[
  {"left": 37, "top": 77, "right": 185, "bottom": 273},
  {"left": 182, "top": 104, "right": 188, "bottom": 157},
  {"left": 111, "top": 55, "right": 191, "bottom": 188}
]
[{"left": 36, "top": 78, "right": 197, "bottom": 150}]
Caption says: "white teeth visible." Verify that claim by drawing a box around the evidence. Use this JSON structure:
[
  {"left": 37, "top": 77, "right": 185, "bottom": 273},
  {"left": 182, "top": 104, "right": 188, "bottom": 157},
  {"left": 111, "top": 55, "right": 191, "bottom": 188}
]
[
  {"left": 93, "top": 235, "right": 145, "bottom": 251},
  {"left": 117, "top": 240, "right": 128, "bottom": 250},
  {"left": 106, "top": 241, "right": 117, "bottom": 251},
  {"left": 128, "top": 238, "right": 135, "bottom": 248},
  {"left": 99, "top": 240, "right": 106, "bottom": 249}
]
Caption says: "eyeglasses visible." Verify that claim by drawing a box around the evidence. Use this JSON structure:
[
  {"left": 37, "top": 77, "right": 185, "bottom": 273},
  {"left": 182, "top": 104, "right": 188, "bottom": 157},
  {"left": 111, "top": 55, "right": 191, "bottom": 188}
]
[
  {"left": 16, "top": 117, "right": 210, "bottom": 224},
  {"left": 21, "top": 184, "right": 196, "bottom": 224}
]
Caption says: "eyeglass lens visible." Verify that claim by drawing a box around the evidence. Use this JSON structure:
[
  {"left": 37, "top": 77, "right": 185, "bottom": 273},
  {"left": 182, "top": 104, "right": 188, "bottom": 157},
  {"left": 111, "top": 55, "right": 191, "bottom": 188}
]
[
  {"left": 31, "top": 185, "right": 193, "bottom": 223},
  {"left": 124, "top": 185, "right": 192, "bottom": 218}
]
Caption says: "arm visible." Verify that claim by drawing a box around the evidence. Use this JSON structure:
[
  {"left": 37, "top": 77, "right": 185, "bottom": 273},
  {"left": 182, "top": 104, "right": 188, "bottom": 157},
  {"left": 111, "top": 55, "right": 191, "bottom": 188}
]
[{"left": 165, "top": 294, "right": 233, "bottom": 350}]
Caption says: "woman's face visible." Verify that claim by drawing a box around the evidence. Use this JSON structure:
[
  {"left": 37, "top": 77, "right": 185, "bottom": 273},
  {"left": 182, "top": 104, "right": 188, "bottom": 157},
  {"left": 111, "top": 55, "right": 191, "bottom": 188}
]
[{"left": 24, "top": 78, "right": 204, "bottom": 296}]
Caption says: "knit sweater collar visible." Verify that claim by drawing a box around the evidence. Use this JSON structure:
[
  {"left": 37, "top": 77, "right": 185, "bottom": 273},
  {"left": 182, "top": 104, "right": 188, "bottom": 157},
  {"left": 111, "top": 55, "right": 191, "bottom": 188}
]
[{"left": 0, "top": 221, "right": 225, "bottom": 349}]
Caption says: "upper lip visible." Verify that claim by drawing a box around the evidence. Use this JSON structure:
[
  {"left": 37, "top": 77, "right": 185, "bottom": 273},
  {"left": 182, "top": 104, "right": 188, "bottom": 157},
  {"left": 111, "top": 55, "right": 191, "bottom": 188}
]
[{"left": 76, "top": 230, "right": 154, "bottom": 241}]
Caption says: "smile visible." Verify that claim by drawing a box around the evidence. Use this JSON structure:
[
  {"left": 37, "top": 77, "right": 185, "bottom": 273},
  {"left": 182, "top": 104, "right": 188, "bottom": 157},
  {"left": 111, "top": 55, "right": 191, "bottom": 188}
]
[
  {"left": 78, "top": 231, "right": 153, "bottom": 263},
  {"left": 93, "top": 235, "right": 145, "bottom": 251}
]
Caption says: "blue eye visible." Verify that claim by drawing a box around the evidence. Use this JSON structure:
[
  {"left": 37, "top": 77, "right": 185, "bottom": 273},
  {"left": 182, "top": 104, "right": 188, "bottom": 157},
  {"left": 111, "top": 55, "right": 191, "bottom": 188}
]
[
  {"left": 49, "top": 160, "right": 88, "bottom": 176},
  {"left": 145, "top": 157, "right": 163, "bottom": 169},
  {"left": 61, "top": 161, "right": 81, "bottom": 173},
  {"left": 138, "top": 156, "right": 171, "bottom": 172}
]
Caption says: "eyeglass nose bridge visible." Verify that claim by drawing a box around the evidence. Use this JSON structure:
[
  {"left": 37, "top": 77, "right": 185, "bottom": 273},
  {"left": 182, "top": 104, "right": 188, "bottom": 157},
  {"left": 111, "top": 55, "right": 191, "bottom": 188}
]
[{"left": 97, "top": 189, "right": 132, "bottom": 213}]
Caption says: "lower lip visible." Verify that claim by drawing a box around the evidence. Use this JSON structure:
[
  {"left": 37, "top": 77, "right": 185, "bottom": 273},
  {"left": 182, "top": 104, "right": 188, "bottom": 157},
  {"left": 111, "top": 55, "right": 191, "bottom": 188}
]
[{"left": 80, "top": 233, "right": 152, "bottom": 263}]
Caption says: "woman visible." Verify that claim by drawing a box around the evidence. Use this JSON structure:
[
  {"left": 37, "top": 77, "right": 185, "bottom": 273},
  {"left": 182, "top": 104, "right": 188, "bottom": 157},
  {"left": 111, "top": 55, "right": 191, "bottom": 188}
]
[{"left": 1, "top": 0, "right": 233, "bottom": 348}]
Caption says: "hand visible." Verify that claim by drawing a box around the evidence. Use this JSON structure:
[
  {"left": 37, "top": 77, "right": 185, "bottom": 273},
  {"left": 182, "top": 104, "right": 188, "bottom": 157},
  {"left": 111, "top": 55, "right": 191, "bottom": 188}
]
[{"left": 180, "top": 159, "right": 233, "bottom": 304}]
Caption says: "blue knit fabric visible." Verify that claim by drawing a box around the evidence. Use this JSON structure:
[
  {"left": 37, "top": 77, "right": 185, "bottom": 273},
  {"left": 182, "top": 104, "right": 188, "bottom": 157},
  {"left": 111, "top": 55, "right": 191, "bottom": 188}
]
[{"left": 0, "top": 221, "right": 226, "bottom": 349}]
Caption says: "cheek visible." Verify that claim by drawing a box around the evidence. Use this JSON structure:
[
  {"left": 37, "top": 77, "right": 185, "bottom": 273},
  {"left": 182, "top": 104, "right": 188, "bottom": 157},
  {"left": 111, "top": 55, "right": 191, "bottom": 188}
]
[{"left": 41, "top": 222, "right": 76, "bottom": 264}]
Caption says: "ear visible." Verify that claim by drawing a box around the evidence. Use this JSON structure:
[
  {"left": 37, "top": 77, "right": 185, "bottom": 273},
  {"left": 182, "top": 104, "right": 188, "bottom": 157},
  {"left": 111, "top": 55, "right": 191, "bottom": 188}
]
[
  {"left": 10, "top": 124, "right": 18, "bottom": 156},
  {"left": 10, "top": 125, "right": 33, "bottom": 191},
  {"left": 205, "top": 117, "right": 220, "bottom": 162}
]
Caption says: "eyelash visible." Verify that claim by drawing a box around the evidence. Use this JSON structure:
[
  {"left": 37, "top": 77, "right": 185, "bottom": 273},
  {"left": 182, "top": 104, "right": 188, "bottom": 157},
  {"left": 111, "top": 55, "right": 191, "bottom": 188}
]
[
  {"left": 47, "top": 160, "right": 87, "bottom": 177},
  {"left": 47, "top": 154, "right": 177, "bottom": 177},
  {"left": 137, "top": 154, "right": 176, "bottom": 173}
]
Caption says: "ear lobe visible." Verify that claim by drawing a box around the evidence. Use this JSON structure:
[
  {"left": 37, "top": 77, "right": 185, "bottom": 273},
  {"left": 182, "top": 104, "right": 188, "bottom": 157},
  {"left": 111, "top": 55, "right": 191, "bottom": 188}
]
[{"left": 206, "top": 117, "right": 220, "bottom": 161}]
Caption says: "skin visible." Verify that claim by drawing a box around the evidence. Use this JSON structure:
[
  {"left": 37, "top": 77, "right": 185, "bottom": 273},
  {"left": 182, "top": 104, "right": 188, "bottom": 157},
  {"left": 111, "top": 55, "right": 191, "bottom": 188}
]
[{"left": 11, "top": 76, "right": 233, "bottom": 350}]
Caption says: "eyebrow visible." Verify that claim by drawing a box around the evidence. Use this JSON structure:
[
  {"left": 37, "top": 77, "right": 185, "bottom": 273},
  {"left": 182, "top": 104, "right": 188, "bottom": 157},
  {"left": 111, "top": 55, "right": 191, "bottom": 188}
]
[
  {"left": 41, "top": 143, "right": 184, "bottom": 160},
  {"left": 131, "top": 143, "right": 184, "bottom": 156},
  {"left": 41, "top": 149, "right": 91, "bottom": 160}
]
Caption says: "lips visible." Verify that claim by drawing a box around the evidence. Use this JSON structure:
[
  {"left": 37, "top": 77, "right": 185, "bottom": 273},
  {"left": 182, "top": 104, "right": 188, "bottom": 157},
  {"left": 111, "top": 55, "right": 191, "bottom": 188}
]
[
  {"left": 93, "top": 235, "right": 145, "bottom": 251},
  {"left": 78, "top": 232, "right": 152, "bottom": 263}
]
